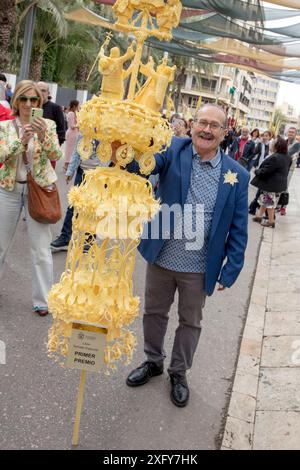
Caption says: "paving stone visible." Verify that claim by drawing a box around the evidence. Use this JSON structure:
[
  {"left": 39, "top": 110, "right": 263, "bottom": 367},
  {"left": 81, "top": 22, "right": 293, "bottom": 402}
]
[
  {"left": 240, "top": 338, "right": 261, "bottom": 357},
  {"left": 232, "top": 372, "right": 259, "bottom": 398},
  {"left": 272, "top": 242, "right": 300, "bottom": 258},
  {"left": 269, "top": 266, "right": 300, "bottom": 279},
  {"left": 253, "top": 411, "right": 300, "bottom": 450},
  {"left": 250, "top": 289, "right": 267, "bottom": 308},
  {"left": 228, "top": 391, "right": 256, "bottom": 423},
  {"left": 264, "top": 311, "right": 300, "bottom": 336},
  {"left": 257, "top": 368, "right": 300, "bottom": 411},
  {"left": 246, "top": 303, "right": 266, "bottom": 331},
  {"left": 271, "top": 253, "right": 300, "bottom": 266},
  {"left": 236, "top": 353, "right": 260, "bottom": 377},
  {"left": 267, "top": 293, "right": 300, "bottom": 311},
  {"left": 267, "top": 277, "right": 300, "bottom": 295},
  {"left": 242, "top": 323, "right": 264, "bottom": 343},
  {"left": 222, "top": 416, "right": 253, "bottom": 450},
  {"left": 261, "top": 336, "right": 300, "bottom": 367}
]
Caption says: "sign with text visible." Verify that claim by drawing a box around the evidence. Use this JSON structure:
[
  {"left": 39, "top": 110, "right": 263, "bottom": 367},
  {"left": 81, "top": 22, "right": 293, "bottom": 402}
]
[{"left": 67, "top": 322, "right": 107, "bottom": 372}]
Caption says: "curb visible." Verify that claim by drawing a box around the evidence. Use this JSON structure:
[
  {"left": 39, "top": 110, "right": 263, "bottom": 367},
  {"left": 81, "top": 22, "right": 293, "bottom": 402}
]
[{"left": 221, "top": 227, "right": 273, "bottom": 450}]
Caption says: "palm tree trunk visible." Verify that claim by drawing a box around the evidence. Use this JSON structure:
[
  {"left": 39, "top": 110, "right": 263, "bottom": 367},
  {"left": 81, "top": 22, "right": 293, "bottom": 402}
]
[
  {"left": 75, "top": 64, "right": 90, "bottom": 90},
  {"left": 29, "top": 51, "right": 44, "bottom": 81},
  {"left": 0, "top": 0, "right": 17, "bottom": 72},
  {"left": 174, "top": 67, "right": 186, "bottom": 112}
]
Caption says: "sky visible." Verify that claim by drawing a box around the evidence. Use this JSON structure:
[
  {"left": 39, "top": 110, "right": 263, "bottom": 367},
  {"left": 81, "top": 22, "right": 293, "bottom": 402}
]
[
  {"left": 277, "top": 82, "right": 300, "bottom": 114},
  {"left": 262, "top": 1, "right": 300, "bottom": 114}
]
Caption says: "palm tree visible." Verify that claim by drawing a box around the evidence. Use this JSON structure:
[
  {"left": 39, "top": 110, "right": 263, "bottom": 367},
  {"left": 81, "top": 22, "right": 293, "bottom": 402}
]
[
  {"left": 29, "top": 8, "right": 68, "bottom": 80},
  {"left": 54, "top": 23, "right": 102, "bottom": 90},
  {"left": 0, "top": 0, "right": 18, "bottom": 72},
  {"left": 272, "top": 109, "right": 287, "bottom": 136},
  {"left": 15, "top": 0, "right": 68, "bottom": 80}
]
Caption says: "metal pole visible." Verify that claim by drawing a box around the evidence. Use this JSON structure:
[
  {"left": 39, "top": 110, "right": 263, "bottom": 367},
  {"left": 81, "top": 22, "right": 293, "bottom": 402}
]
[{"left": 19, "top": 6, "right": 37, "bottom": 81}]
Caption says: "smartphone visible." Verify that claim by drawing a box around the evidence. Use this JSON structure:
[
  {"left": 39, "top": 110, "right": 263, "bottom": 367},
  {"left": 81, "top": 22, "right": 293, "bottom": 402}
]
[{"left": 30, "top": 107, "right": 43, "bottom": 124}]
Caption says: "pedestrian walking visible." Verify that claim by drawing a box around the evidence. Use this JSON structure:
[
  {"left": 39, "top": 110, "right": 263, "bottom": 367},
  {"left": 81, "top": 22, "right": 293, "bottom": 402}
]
[
  {"left": 121, "top": 104, "right": 249, "bottom": 407},
  {"left": 50, "top": 135, "right": 103, "bottom": 252},
  {"left": 251, "top": 137, "right": 291, "bottom": 228},
  {"left": 248, "top": 130, "right": 272, "bottom": 215},
  {"left": 64, "top": 100, "right": 80, "bottom": 172},
  {"left": 0, "top": 80, "right": 62, "bottom": 316}
]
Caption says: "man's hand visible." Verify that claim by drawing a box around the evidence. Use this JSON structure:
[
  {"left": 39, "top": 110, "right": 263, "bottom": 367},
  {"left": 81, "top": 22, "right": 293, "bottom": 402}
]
[{"left": 217, "top": 284, "right": 226, "bottom": 291}]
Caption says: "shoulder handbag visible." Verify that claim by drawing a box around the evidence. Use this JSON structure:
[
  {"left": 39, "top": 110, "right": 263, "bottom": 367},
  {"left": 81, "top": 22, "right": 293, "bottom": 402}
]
[
  {"left": 238, "top": 156, "right": 248, "bottom": 168},
  {"left": 13, "top": 120, "right": 62, "bottom": 224}
]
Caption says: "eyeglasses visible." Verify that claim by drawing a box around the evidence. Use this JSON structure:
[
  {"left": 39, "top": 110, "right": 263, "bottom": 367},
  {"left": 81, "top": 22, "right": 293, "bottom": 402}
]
[
  {"left": 18, "top": 96, "right": 40, "bottom": 104},
  {"left": 194, "top": 120, "right": 224, "bottom": 131}
]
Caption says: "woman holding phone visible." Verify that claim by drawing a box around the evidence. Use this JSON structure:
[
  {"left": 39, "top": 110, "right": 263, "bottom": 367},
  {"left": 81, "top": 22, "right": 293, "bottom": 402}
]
[{"left": 0, "top": 80, "right": 62, "bottom": 317}]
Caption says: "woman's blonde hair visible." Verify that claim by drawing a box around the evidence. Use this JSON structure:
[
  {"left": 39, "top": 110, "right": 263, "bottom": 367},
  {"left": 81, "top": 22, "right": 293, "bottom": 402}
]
[{"left": 11, "top": 80, "right": 43, "bottom": 116}]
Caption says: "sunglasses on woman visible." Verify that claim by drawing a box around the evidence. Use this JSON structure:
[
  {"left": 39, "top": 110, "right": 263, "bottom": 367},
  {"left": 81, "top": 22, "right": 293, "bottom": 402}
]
[{"left": 18, "top": 96, "right": 40, "bottom": 104}]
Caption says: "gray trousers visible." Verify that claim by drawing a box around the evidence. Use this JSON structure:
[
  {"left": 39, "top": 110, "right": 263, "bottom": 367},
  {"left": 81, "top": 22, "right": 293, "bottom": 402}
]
[{"left": 144, "top": 263, "right": 206, "bottom": 376}]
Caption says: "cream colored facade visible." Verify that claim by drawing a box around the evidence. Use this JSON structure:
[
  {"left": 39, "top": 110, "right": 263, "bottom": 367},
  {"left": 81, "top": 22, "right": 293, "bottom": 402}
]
[
  {"left": 279, "top": 102, "right": 300, "bottom": 134},
  {"left": 180, "top": 63, "right": 254, "bottom": 124},
  {"left": 248, "top": 75, "right": 280, "bottom": 131}
]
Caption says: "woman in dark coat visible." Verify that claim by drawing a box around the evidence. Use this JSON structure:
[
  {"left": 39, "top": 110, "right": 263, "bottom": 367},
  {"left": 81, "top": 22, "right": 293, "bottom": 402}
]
[{"left": 251, "top": 137, "right": 292, "bottom": 228}]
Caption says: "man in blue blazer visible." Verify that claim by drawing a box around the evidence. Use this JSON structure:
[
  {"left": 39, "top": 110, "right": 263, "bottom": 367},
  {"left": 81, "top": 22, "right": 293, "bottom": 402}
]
[{"left": 125, "top": 104, "right": 250, "bottom": 407}]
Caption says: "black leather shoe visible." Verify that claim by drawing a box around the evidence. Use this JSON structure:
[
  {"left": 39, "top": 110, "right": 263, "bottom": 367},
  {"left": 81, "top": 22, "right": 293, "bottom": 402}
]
[
  {"left": 169, "top": 373, "right": 189, "bottom": 407},
  {"left": 126, "top": 361, "right": 163, "bottom": 387}
]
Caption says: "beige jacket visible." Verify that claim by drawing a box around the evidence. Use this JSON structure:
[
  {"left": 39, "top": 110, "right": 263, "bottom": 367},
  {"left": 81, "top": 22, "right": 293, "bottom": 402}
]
[{"left": 0, "top": 118, "right": 62, "bottom": 191}]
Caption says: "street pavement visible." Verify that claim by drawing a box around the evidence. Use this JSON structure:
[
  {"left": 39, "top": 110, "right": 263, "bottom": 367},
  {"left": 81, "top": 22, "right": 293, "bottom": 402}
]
[
  {"left": 222, "top": 169, "right": 300, "bottom": 450},
  {"left": 0, "top": 158, "right": 262, "bottom": 450}
]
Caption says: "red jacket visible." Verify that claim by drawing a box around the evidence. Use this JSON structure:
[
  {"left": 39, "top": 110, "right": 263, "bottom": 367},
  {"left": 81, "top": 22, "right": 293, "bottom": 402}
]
[
  {"left": 0, "top": 103, "right": 14, "bottom": 121},
  {"left": 0, "top": 105, "right": 14, "bottom": 168}
]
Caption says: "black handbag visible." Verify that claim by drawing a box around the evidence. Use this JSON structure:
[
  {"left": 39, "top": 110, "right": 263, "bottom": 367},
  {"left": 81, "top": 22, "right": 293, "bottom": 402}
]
[
  {"left": 278, "top": 192, "right": 289, "bottom": 206},
  {"left": 238, "top": 156, "right": 248, "bottom": 168}
]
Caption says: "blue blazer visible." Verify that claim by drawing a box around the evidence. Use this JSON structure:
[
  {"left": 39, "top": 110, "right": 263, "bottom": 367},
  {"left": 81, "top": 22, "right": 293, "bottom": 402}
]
[{"left": 130, "top": 137, "right": 250, "bottom": 296}]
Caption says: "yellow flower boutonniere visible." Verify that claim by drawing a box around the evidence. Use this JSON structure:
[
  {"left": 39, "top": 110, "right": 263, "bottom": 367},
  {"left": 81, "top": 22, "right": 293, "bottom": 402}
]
[{"left": 224, "top": 170, "right": 238, "bottom": 186}]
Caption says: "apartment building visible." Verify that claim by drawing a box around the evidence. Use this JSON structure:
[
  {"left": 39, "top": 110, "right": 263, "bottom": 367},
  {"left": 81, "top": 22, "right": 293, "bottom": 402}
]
[
  {"left": 248, "top": 75, "right": 280, "bottom": 131},
  {"left": 180, "top": 63, "right": 254, "bottom": 124},
  {"left": 279, "top": 102, "right": 300, "bottom": 134}
]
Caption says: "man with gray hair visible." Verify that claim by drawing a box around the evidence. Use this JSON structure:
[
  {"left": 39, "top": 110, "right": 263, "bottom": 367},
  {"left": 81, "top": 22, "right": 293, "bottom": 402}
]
[
  {"left": 37, "top": 81, "right": 65, "bottom": 146},
  {"left": 124, "top": 104, "right": 250, "bottom": 407}
]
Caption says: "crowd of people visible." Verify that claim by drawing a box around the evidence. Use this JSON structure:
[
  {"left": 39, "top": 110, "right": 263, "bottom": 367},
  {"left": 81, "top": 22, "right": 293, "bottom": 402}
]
[
  {"left": 167, "top": 113, "right": 300, "bottom": 227},
  {"left": 0, "top": 73, "right": 299, "bottom": 407}
]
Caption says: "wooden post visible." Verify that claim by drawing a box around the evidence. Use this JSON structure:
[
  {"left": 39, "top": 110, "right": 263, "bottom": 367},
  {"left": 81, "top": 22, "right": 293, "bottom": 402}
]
[{"left": 72, "top": 369, "right": 87, "bottom": 447}]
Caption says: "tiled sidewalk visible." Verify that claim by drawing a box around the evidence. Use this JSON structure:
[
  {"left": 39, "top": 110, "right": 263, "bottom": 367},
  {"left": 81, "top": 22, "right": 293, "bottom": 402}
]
[{"left": 222, "top": 170, "right": 300, "bottom": 450}]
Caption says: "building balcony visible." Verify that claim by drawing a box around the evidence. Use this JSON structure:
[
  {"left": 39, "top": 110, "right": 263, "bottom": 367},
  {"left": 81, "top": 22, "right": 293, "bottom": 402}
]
[
  {"left": 238, "top": 102, "right": 251, "bottom": 114},
  {"left": 181, "top": 88, "right": 231, "bottom": 106},
  {"left": 251, "top": 104, "right": 275, "bottom": 113}
]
